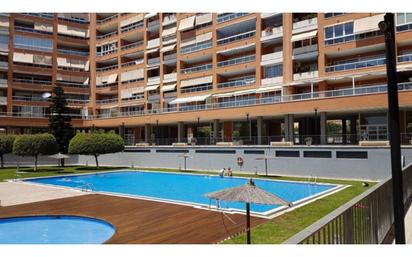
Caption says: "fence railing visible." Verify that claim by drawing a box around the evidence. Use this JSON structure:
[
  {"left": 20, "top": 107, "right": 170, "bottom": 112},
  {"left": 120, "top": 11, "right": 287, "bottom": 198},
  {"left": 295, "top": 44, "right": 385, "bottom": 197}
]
[{"left": 283, "top": 164, "right": 412, "bottom": 244}]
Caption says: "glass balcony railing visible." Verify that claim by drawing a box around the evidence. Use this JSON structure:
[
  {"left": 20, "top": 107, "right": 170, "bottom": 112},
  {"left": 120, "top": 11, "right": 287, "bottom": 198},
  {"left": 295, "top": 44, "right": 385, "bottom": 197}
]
[
  {"left": 14, "top": 26, "right": 53, "bottom": 35},
  {"left": 324, "top": 31, "right": 383, "bottom": 45},
  {"left": 396, "top": 22, "right": 412, "bottom": 32},
  {"left": 180, "top": 63, "right": 212, "bottom": 74},
  {"left": 180, "top": 40, "right": 212, "bottom": 55},
  {"left": 13, "top": 78, "right": 52, "bottom": 85},
  {"left": 217, "top": 55, "right": 255, "bottom": 68},
  {"left": 217, "top": 30, "right": 256, "bottom": 45},
  {"left": 326, "top": 56, "right": 385, "bottom": 72},
  {"left": 57, "top": 49, "right": 89, "bottom": 56},
  {"left": 180, "top": 84, "right": 213, "bottom": 94},
  {"left": 398, "top": 53, "right": 412, "bottom": 63},
  {"left": 217, "top": 13, "right": 248, "bottom": 23},
  {"left": 217, "top": 77, "right": 255, "bottom": 89}
]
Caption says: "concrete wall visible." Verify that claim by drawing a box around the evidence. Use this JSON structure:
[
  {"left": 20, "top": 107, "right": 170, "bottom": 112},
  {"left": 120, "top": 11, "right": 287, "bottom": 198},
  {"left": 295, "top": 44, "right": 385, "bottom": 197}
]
[
  {"left": 75, "top": 146, "right": 412, "bottom": 181},
  {"left": 3, "top": 146, "right": 412, "bottom": 181}
]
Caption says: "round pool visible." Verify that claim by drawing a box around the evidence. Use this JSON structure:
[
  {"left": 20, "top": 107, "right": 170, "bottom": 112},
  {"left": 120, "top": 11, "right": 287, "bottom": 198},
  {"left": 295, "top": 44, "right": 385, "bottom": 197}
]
[{"left": 0, "top": 215, "right": 115, "bottom": 244}]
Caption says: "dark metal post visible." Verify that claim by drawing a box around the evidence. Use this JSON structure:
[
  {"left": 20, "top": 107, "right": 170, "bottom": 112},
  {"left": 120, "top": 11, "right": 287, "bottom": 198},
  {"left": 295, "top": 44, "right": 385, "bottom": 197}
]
[
  {"left": 265, "top": 158, "right": 268, "bottom": 177},
  {"left": 380, "top": 13, "right": 406, "bottom": 244},
  {"left": 246, "top": 202, "right": 251, "bottom": 244}
]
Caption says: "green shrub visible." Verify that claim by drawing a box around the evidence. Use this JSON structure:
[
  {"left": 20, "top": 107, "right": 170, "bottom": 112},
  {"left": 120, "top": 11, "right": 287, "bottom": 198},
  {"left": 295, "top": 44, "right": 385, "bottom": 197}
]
[
  {"left": 0, "top": 134, "right": 16, "bottom": 168},
  {"left": 68, "top": 131, "right": 124, "bottom": 168},
  {"left": 13, "top": 133, "right": 58, "bottom": 171}
]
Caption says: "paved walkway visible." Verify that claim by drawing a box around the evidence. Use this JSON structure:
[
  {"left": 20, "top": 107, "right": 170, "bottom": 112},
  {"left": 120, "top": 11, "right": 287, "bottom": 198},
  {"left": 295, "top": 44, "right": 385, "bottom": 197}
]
[{"left": 0, "top": 182, "right": 88, "bottom": 206}]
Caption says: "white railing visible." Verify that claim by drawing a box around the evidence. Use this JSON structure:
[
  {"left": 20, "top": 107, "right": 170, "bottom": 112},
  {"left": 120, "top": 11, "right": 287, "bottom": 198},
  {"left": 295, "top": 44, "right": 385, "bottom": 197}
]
[
  {"left": 261, "top": 76, "right": 283, "bottom": 86},
  {"left": 293, "top": 44, "right": 318, "bottom": 58},
  {"left": 147, "top": 76, "right": 160, "bottom": 85},
  {"left": 261, "top": 26, "right": 283, "bottom": 40},
  {"left": 0, "top": 79, "right": 7, "bottom": 87},
  {"left": 293, "top": 70, "right": 319, "bottom": 80},
  {"left": 292, "top": 17, "right": 318, "bottom": 34},
  {"left": 147, "top": 38, "right": 160, "bottom": 49},
  {"left": 163, "top": 72, "right": 177, "bottom": 83},
  {"left": 261, "top": 51, "right": 283, "bottom": 65},
  {"left": 0, "top": 96, "right": 7, "bottom": 105}
]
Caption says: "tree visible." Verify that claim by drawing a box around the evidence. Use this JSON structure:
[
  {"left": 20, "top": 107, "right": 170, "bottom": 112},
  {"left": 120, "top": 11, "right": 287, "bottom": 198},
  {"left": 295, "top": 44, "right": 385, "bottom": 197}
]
[
  {"left": 13, "top": 133, "right": 58, "bottom": 171},
  {"left": 0, "top": 134, "right": 15, "bottom": 168},
  {"left": 68, "top": 131, "right": 124, "bottom": 168},
  {"left": 48, "top": 86, "right": 74, "bottom": 167}
]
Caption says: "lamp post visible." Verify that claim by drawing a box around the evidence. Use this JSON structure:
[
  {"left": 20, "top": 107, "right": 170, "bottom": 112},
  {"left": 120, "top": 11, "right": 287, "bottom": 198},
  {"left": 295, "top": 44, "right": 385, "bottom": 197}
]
[{"left": 379, "top": 13, "right": 406, "bottom": 244}]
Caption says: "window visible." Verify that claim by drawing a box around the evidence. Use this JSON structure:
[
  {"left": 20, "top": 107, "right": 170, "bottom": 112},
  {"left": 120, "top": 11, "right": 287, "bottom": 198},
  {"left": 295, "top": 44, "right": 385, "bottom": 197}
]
[
  {"left": 264, "top": 64, "right": 282, "bottom": 78},
  {"left": 396, "top": 13, "right": 412, "bottom": 32},
  {"left": 324, "top": 13, "right": 344, "bottom": 19},
  {"left": 14, "top": 35, "right": 53, "bottom": 52},
  {"left": 324, "top": 22, "right": 354, "bottom": 44}
]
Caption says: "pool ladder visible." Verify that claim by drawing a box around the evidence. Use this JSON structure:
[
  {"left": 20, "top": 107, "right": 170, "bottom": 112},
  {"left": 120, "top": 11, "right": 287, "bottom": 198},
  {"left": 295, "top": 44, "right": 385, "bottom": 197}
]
[
  {"left": 308, "top": 176, "right": 318, "bottom": 185},
  {"left": 77, "top": 183, "right": 96, "bottom": 192}
]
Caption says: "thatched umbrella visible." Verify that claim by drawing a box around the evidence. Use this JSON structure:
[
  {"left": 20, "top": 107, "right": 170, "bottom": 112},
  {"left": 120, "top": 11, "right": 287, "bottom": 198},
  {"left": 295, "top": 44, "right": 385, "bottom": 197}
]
[
  {"left": 205, "top": 178, "right": 292, "bottom": 244},
  {"left": 48, "top": 153, "right": 69, "bottom": 167}
]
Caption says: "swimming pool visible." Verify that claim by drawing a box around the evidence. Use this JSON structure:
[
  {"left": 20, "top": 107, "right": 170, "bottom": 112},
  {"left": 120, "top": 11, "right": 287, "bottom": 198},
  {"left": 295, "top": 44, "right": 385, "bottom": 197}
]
[
  {"left": 0, "top": 215, "right": 115, "bottom": 244},
  {"left": 26, "top": 171, "right": 340, "bottom": 216}
]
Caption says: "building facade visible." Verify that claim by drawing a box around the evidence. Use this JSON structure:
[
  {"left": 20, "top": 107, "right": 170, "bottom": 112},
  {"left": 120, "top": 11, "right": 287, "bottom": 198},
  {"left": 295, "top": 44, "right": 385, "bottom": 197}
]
[{"left": 1, "top": 12, "right": 412, "bottom": 146}]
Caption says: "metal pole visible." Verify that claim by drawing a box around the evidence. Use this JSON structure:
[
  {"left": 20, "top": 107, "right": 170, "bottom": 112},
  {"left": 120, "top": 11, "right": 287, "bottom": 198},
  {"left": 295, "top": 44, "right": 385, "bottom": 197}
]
[
  {"left": 246, "top": 202, "right": 251, "bottom": 244},
  {"left": 380, "top": 13, "right": 406, "bottom": 244},
  {"left": 265, "top": 158, "right": 268, "bottom": 176}
]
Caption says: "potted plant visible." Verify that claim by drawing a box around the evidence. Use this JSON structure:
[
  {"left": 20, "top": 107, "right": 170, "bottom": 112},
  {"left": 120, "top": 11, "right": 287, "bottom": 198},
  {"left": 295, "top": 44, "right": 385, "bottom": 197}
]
[{"left": 304, "top": 137, "right": 313, "bottom": 146}]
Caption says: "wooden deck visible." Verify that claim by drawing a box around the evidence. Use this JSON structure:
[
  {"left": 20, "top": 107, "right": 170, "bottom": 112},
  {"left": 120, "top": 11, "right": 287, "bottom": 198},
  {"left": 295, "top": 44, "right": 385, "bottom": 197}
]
[{"left": 0, "top": 194, "right": 265, "bottom": 244}]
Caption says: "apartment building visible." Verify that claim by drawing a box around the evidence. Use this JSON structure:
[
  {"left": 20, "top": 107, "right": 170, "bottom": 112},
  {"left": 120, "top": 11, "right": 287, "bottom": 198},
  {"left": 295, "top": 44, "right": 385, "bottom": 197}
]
[{"left": 1, "top": 12, "right": 412, "bottom": 146}]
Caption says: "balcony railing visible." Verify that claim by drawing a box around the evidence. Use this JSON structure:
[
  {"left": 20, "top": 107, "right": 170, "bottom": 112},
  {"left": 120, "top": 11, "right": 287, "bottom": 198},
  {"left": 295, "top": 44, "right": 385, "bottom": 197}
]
[
  {"left": 181, "top": 63, "right": 212, "bottom": 74},
  {"left": 58, "top": 16, "right": 89, "bottom": 24},
  {"left": 0, "top": 61, "right": 8, "bottom": 69},
  {"left": 13, "top": 78, "right": 52, "bottom": 85},
  {"left": 14, "top": 26, "right": 53, "bottom": 35},
  {"left": 217, "top": 77, "right": 256, "bottom": 89},
  {"left": 66, "top": 99, "right": 90, "bottom": 105},
  {"left": 163, "top": 72, "right": 177, "bottom": 82},
  {"left": 326, "top": 56, "right": 385, "bottom": 72},
  {"left": 217, "top": 55, "right": 255, "bottom": 68},
  {"left": 147, "top": 76, "right": 160, "bottom": 85},
  {"left": 261, "top": 26, "right": 283, "bottom": 40},
  {"left": 396, "top": 22, "right": 412, "bottom": 32},
  {"left": 325, "top": 30, "right": 383, "bottom": 46},
  {"left": 22, "top": 13, "right": 54, "bottom": 19},
  {"left": 398, "top": 52, "right": 412, "bottom": 63},
  {"left": 96, "top": 64, "right": 118, "bottom": 73},
  {"left": 121, "top": 21, "right": 144, "bottom": 33},
  {"left": 12, "top": 96, "right": 48, "bottom": 102},
  {"left": 0, "top": 96, "right": 7, "bottom": 105},
  {"left": 292, "top": 17, "right": 317, "bottom": 34},
  {"left": 217, "top": 30, "right": 256, "bottom": 45},
  {"left": 96, "top": 14, "right": 118, "bottom": 25},
  {"left": 57, "top": 49, "right": 89, "bottom": 56},
  {"left": 147, "top": 57, "right": 160, "bottom": 66},
  {"left": 96, "top": 49, "right": 118, "bottom": 56},
  {"left": 96, "top": 98, "right": 118, "bottom": 104},
  {"left": 217, "top": 13, "right": 248, "bottom": 23},
  {"left": 180, "top": 40, "right": 212, "bottom": 55},
  {"left": 147, "top": 20, "right": 160, "bottom": 29},
  {"left": 56, "top": 81, "right": 89, "bottom": 88},
  {"left": 261, "top": 51, "right": 283, "bottom": 65},
  {"left": 163, "top": 53, "right": 177, "bottom": 62},
  {"left": 181, "top": 84, "right": 213, "bottom": 94},
  {"left": 293, "top": 44, "right": 318, "bottom": 59},
  {"left": 14, "top": 44, "right": 53, "bottom": 52},
  {"left": 0, "top": 79, "right": 7, "bottom": 87},
  {"left": 96, "top": 31, "right": 118, "bottom": 40},
  {"left": 293, "top": 70, "right": 319, "bottom": 80},
  {"left": 121, "top": 58, "right": 144, "bottom": 68},
  {"left": 121, "top": 41, "right": 144, "bottom": 51}
]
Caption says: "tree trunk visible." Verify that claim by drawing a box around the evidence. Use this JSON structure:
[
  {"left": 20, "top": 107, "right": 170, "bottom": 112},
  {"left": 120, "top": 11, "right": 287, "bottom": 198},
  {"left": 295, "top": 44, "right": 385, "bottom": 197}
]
[
  {"left": 34, "top": 155, "right": 38, "bottom": 171},
  {"left": 94, "top": 154, "right": 99, "bottom": 168},
  {"left": 0, "top": 155, "right": 3, "bottom": 168}
]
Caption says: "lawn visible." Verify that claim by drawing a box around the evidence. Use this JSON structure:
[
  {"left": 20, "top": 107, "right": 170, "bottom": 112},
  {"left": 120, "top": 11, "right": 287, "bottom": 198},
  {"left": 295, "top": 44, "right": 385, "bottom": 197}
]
[{"left": 0, "top": 165, "right": 376, "bottom": 244}]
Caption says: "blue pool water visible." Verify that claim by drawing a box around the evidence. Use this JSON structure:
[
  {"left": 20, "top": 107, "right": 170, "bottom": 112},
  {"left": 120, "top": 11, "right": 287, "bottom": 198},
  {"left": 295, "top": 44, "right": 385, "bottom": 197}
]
[
  {"left": 27, "top": 171, "right": 337, "bottom": 215},
  {"left": 0, "top": 215, "right": 115, "bottom": 244}
]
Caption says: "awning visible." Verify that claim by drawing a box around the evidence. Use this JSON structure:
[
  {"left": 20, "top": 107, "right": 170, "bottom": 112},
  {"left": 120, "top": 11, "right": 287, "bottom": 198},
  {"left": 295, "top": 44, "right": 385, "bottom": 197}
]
[
  {"left": 146, "top": 47, "right": 159, "bottom": 54},
  {"left": 162, "top": 26, "right": 177, "bottom": 37},
  {"left": 291, "top": 30, "right": 318, "bottom": 42},
  {"left": 256, "top": 85, "right": 282, "bottom": 93},
  {"left": 160, "top": 44, "right": 176, "bottom": 53},
  {"left": 161, "top": 83, "right": 176, "bottom": 92},
  {"left": 121, "top": 68, "right": 144, "bottom": 82},
  {"left": 120, "top": 14, "right": 143, "bottom": 27},
  {"left": 180, "top": 76, "right": 213, "bottom": 88},
  {"left": 196, "top": 32, "right": 213, "bottom": 43},
  {"left": 169, "top": 94, "right": 211, "bottom": 104},
  {"left": 145, "top": 13, "right": 157, "bottom": 19},
  {"left": 178, "top": 16, "right": 195, "bottom": 31},
  {"left": 0, "top": 17, "right": 9, "bottom": 27},
  {"left": 354, "top": 14, "right": 384, "bottom": 34},
  {"left": 217, "top": 43, "right": 255, "bottom": 54},
  {"left": 96, "top": 75, "right": 108, "bottom": 85},
  {"left": 106, "top": 74, "right": 118, "bottom": 84},
  {"left": 214, "top": 89, "right": 257, "bottom": 98},
  {"left": 145, "top": 84, "right": 159, "bottom": 91},
  {"left": 121, "top": 87, "right": 145, "bottom": 98},
  {"left": 195, "top": 13, "right": 213, "bottom": 26},
  {"left": 13, "top": 52, "right": 33, "bottom": 63}
]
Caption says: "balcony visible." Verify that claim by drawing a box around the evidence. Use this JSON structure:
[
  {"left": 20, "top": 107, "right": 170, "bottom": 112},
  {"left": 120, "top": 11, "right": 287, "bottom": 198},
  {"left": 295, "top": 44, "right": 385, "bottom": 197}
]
[
  {"left": 217, "top": 13, "right": 248, "bottom": 24},
  {"left": 13, "top": 78, "right": 52, "bottom": 86},
  {"left": 66, "top": 99, "right": 90, "bottom": 105},
  {"left": 292, "top": 44, "right": 318, "bottom": 60},
  {"left": 261, "top": 26, "right": 283, "bottom": 42},
  {"left": 96, "top": 98, "right": 118, "bottom": 105},
  {"left": 217, "top": 30, "right": 256, "bottom": 45},
  {"left": 396, "top": 22, "right": 412, "bottom": 32},
  {"left": 181, "top": 84, "right": 213, "bottom": 94},
  {"left": 121, "top": 21, "right": 143, "bottom": 33},
  {"left": 96, "top": 14, "right": 118, "bottom": 25},
  {"left": 0, "top": 96, "right": 7, "bottom": 105},
  {"left": 12, "top": 96, "right": 48, "bottom": 102},
  {"left": 398, "top": 52, "right": 412, "bottom": 63},
  {"left": 0, "top": 60, "right": 8, "bottom": 70},
  {"left": 96, "top": 64, "right": 119, "bottom": 73},
  {"left": 163, "top": 15, "right": 177, "bottom": 26},
  {"left": 147, "top": 57, "right": 160, "bottom": 66},
  {"left": 96, "top": 31, "right": 118, "bottom": 40},
  {"left": 163, "top": 72, "right": 177, "bottom": 83},
  {"left": 147, "top": 20, "right": 160, "bottom": 30},
  {"left": 261, "top": 13, "right": 280, "bottom": 19},
  {"left": 57, "top": 49, "right": 89, "bottom": 57},
  {"left": 56, "top": 81, "right": 89, "bottom": 88},
  {"left": 261, "top": 76, "right": 282, "bottom": 86},
  {"left": 121, "top": 58, "right": 144, "bottom": 68},
  {"left": 217, "top": 55, "right": 255, "bottom": 68},
  {"left": 163, "top": 53, "right": 176, "bottom": 62},
  {"left": 121, "top": 41, "right": 144, "bottom": 51},
  {"left": 261, "top": 51, "right": 283, "bottom": 66},
  {"left": 293, "top": 70, "right": 319, "bottom": 81},
  {"left": 0, "top": 79, "right": 7, "bottom": 88},
  {"left": 181, "top": 63, "right": 212, "bottom": 74},
  {"left": 292, "top": 17, "right": 317, "bottom": 34},
  {"left": 147, "top": 38, "right": 160, "bottom": 49},
  {"left": 180, "top": 40, "right": 212, "bottom": 55},
  {"left": 147, "top": 76, "right": 160, "bottom": 85},
  {"left": 326, "top": 56, "right": 385, "bottom": 73},
  {"left": 217, "top": 76, "right": 255, "bottom": 89},
  {"left": 148, "top": 94, "right": 160, "bottom": 101},
  {"left": 15, "top": 26, "right": 53, "bottom": 35}
]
